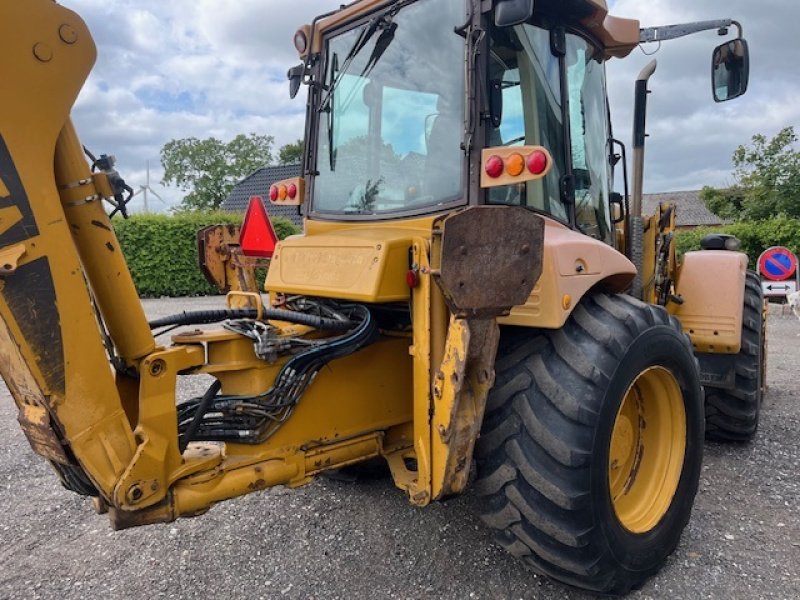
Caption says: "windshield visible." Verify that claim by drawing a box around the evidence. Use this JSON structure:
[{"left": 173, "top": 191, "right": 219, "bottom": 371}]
[{"left": 313, "top": 0, "right": 465, "bottom": 216}]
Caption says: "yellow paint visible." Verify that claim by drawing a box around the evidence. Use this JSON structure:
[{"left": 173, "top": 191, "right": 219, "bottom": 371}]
[
  {"left": 609, "top": 367, "right": 686, "bottom": 533},
  {"left": 266, "top": 225, "right": 425, "bottom": 302},
  {"left": 500, "top": 218, "right": 636, "bottom": 329},
  {"left": 0, "top": 0, "right": 141, "bottom": 500},
  {"left": 0, "top": 178, "right": 9, "bottom": 198},
  {"left": 671, "top": 251, "right": 747, "bottom": 354}
]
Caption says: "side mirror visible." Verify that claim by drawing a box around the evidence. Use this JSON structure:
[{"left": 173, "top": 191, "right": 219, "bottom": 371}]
[
  {"left": 712, "top": 38, "right": 749, "bottom": 102},
  {"left": 494, "top": 0, "right": 534, "bottom": 28},
  {"left": 288, "top": 63, "right": 304, "bottom": 99}
]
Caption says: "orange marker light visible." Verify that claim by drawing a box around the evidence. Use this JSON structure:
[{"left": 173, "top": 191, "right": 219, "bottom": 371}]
[
  {"left": 485, "top": 155, "right": 504, "bottom": 178},
  {"left": 506, "top": 153, "right": 525, "bottom": 177},
  {"left": 527, "top": 150, "right": 548, "bottom": 175},
  {"left": 278, "top": 185, "right": 288, "bottom": 201}
]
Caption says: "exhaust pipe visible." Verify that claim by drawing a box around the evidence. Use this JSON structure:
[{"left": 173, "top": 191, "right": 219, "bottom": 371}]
[{"left": 629, "top": 59, "right": 657, "bottom": 299}]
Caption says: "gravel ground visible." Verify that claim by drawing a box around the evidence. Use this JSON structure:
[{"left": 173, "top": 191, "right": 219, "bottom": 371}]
[{"left": 0, "top": 297, "right": 798, "bottom": 599}]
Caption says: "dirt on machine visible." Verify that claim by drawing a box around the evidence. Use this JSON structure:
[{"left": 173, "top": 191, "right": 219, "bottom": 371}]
[{"left": 0, "top": 0, "right": 763, "bottom": 595}]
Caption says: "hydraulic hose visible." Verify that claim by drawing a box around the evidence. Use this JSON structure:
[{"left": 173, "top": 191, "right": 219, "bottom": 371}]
[{"left": 148, "top": 308, "right": 353, "bottom": 331}]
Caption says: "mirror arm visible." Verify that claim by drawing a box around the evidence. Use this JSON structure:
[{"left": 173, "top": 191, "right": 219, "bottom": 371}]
[{"left": 640, "top": 19, "right": 743, "bottom": 44}]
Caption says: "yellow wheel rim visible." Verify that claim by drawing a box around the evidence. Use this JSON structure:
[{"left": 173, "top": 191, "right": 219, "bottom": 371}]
[{"left": 608, "top": 366, "right": 687, "bottom": 534}]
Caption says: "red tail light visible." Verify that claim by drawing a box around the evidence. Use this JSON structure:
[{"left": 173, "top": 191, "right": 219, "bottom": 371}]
[{"left": 240, "top": 196, "right": 278, "bottom": 258}]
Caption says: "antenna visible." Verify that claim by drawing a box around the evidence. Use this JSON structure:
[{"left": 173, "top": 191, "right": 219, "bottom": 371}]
[{"left": 131, "top": 160, "right": 167, "bottom": 212}]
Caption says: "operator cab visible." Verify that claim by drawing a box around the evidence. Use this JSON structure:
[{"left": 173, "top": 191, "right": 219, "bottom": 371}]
[{"left": 290, "top": 0, "right": 749, "bottom": 243}]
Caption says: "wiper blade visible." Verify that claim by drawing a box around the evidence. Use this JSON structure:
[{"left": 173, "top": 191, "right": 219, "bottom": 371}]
[
  {"left": 318, "top": 0, "right": 416, "bottom": 113},
  {"left": 319, "top": 16, "right": 383, "bottom": 114},
  {"left": 359, "top": 19, "right": 398, "bottom": 79}
]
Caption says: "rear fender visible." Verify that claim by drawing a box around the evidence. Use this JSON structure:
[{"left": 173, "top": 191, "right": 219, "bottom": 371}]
[{"left": 499, "top": 218, "right": 636, "bottom": 329}]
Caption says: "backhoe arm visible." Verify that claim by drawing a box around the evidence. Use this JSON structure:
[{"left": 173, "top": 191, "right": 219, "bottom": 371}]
[{"left": 0, "top": 1, "right": 156, "bottom": 498}]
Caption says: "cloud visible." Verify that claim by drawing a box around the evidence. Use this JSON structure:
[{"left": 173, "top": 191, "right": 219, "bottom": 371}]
[
  {"left": 63, "top": 0, "right": 799, "bottom": 211},
  {"left": 608, "top": 0, "right": 800, "bottom": 192}
]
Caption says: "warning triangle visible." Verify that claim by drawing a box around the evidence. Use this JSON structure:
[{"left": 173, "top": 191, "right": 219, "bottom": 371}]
[{"left": 240, "top": 196, "right": 278, "bottom": 258}]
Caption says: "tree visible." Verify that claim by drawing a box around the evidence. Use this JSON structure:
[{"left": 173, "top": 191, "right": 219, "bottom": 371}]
[
  {"left": 702, "top": 127, "right": 800, "bottom": 221},
  {"left": 161, "top": 133, "right": 274, "bottom": 211},
  {"left": 278, "top": 139, "right": 304, "bottom": 165}
]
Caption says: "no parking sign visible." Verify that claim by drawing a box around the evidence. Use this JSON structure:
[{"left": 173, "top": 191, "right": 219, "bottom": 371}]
[{"left": 758, "top": 246, "right": 798, "bottom": 297}]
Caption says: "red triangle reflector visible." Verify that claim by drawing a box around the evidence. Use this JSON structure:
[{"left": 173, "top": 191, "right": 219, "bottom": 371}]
[{"left": 240, "top": 196, "right": 278, "bottom": 258}]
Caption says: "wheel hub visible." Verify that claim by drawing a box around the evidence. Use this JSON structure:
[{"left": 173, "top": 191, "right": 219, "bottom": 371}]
[{"left": 608, "top": 366, "right": 687, "bottom": 534}]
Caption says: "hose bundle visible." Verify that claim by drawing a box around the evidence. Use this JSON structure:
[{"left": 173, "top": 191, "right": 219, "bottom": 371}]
[{"left": 177, "top": 303, "right": 375, "bottom": 447}]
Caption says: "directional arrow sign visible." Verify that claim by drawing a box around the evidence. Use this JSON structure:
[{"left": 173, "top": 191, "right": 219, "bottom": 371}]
[{"left": 762, "top": 280, "right": 797, "bottom": 297}]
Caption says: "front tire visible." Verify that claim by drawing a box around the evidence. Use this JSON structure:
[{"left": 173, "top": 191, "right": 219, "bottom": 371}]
[{"left": 474, "top": 294, "right": 704, "bottom": 595}]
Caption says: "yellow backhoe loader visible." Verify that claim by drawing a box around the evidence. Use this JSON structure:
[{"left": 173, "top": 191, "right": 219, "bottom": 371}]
[{"left": 0, "top": 0, "right": 764, "bottom": 594}]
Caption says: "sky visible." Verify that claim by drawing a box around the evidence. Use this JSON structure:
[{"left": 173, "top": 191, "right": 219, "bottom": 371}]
[{"left": 65, "top": 0, "right": 800, "bottom": 212}]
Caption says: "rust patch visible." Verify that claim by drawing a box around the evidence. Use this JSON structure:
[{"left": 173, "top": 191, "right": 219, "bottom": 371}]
[
  {"left": 17, "top": 402, "right": 70, "bottom": 464},
  {"left": 432, "top": 206, "right": 544, "bottom": 318},
  {"left": 248, "top": 478, "right": 267, "bottom": 491}
]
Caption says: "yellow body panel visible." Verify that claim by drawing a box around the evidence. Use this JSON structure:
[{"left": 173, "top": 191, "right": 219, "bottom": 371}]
[
  {"left": 267, "top": 220, "right": 437, "bottom": 302},
  {"left": 671, "top": 251, "right": 747, "bottom": 353},
  {"left": 500, "top": 218, "right": 636, "bottom": 329}
]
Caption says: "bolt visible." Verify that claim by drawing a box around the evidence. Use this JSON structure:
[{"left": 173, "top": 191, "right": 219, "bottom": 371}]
[
  {"left": 438, "top": 424, "right": 448, "bottom": 440},
  {"left": 126, "top": 484, "right": 143, "bottom": 503},
  {"left": 149, "top": 359, "right": 166, "bottom": 377},
  {"left": 477, "top": 369, "right": 490, "bottom": 384},
  {"left": 33, "top": 43, "right": 53, "bottom": 62},
  {"left": 59, "top": 24, "right": 78, "bottom": 44},
  {"left": 520, "top": 244, "right": 531, "bottom": 255}
]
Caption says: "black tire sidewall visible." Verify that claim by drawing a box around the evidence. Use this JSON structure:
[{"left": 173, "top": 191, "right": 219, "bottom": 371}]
[{"left": 591, "top": 325, "right": 704, "bottom": 574}]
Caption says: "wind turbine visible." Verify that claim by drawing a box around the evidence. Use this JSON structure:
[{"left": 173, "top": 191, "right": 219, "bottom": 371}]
[{"left": 131, "top": 160, "right": 167, "bottom": 212}]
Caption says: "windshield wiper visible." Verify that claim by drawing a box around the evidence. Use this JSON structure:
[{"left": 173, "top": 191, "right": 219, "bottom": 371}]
[
  {"left": 320, "top": 15, "right": 382, "bottom": 172},
  {"left": 319, "top": 16, "right": 383, "bottom": 115},
  {"left": 319, "top": 0, "right": 415, "bottom": 172}
]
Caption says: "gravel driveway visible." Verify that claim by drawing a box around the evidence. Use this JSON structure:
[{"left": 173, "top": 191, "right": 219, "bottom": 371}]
[{"left": 0, "top": 297, "right": 798, "bottom": 599}]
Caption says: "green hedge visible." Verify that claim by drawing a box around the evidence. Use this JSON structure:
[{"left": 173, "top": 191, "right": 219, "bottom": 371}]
[
  {"left": 676, "top": 217, "right": 800, "bottom": 270},
  {"left": 114, "top": 212, "right": 299, "bottom": 297}
]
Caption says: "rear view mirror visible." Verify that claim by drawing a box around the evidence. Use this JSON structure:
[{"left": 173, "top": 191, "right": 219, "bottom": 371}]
[
  {"left": 712, "top": 38, "right": 749, "bottom": 102},
  {"left": 288, "top": 63, "right": 304, "bottom": 99},
  {"left": 494, "top": 0, "right": 534, "bottom": 28}
]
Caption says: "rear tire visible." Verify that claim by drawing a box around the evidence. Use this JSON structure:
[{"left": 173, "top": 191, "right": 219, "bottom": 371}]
[
  {"left": 704, "top": 271, "right": 764, "bottom": 442},
  {"left": 474, "top": 293, "right": 704, "bottom": 595}
]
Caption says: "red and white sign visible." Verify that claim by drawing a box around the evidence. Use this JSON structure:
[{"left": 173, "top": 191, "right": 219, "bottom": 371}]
[{"left": 758, "top": 246, "right": 798, "bottom": 281}]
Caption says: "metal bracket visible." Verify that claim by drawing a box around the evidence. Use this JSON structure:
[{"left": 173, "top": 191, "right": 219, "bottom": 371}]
[{"left": 0, "top": 243, "right": 26, "bottom": 276}]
